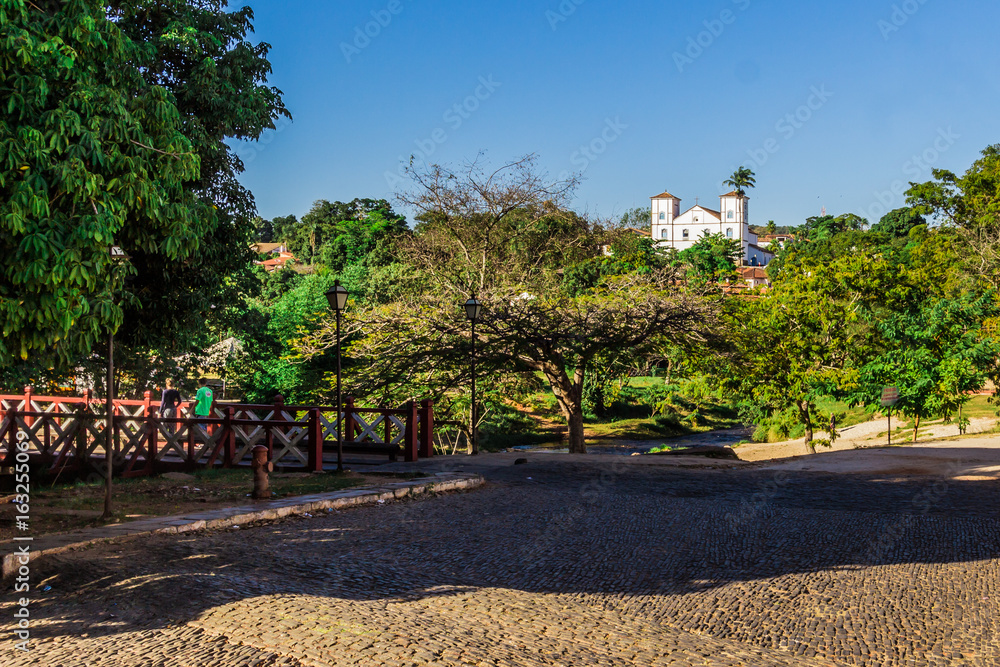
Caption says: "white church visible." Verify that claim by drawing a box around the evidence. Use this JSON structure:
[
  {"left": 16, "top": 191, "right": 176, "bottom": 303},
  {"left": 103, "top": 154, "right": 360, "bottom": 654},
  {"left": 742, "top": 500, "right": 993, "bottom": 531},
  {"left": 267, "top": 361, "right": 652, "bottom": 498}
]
[{"left": 651, "top": 190, "right": 774, "bottom": 267}]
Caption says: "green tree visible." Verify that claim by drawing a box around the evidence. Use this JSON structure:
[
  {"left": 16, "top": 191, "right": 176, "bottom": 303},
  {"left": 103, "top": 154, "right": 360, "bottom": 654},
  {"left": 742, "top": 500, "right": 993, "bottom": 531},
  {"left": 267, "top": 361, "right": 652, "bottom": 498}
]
[
  {"left": 267, "top": 214, "right": 298, "bottom": 244},
  {"left": 109, "top": 0, "right": 289, "bottom": 356},
  {"left": 307, "top": 275, "right": 718, "bottom": 454},
  {"left": 907, "top": 144, "right": 1000, "bottom": 289},
  {"left": 0, "top": 0, "right": 203, "bottom": 365},
  {"left": 848, "top": 292, "right": 1000, "bottom": 441},
  {"left": 725, "top": 247, "right": 894, "bottom": 451},
  {"left": 317, "top": 208, "right": 408, "bottom": 274},
  {"left": 282, "top": 198, "right": 402, "bottom": 265},
  {"left": 227, "top": 272, "right": 340, "bottom": 403},
  {"left": 797, "top": 213, "right": 867, "bottom": 242},
  {"left": 871, "top": 207, "right": 926, "bottom": 238},
  {"left": 678, "top": 233, "right": 742, "bottom": 284},
  {"left": 615, "top": 206, "right": 652, "bottom": 230},
  {"left": 0, "top": 0, "right": 288, "bottom": 376}
]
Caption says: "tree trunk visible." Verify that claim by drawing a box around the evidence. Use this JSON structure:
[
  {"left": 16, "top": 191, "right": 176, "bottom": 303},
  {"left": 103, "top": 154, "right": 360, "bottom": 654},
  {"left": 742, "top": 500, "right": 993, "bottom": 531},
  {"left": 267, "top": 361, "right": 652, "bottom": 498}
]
[
  {"left": 566, "top": 407, "right": 586, "bottom": 454},
  {"left": 798, "top": 401, "right": 815, "bottom": 454},
  {"left": 912, "top": 414, "right": 920, "bottom": 443},
  {"left": 540, "top": 362, "right": 588, "bottom": 454}
]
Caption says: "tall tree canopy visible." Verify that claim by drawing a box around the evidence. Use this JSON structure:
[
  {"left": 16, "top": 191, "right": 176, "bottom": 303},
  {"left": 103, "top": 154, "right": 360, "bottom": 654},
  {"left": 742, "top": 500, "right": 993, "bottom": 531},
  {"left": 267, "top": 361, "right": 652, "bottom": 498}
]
[
  {"left": 0, "top": 0, "right": 287, "bottom": 370},
  {"left": 870, "top": 207, "right": 926, "bottom": 238},
  {"left": 108, "top": 0, "right": 289, "bottom": 353},
  {"left": 907, "top": 144, "right": 1000, "bottom": 289}
]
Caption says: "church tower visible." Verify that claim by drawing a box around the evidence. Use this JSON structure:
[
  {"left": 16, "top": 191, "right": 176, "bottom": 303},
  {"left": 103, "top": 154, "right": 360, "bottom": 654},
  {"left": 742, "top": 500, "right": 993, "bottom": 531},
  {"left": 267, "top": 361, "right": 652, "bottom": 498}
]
[
  {"left": 719, "top": 190, "right": 749, "bottom": 227},
  {"left": 650, "top": 191, "right": 681, "bottom": 242}
]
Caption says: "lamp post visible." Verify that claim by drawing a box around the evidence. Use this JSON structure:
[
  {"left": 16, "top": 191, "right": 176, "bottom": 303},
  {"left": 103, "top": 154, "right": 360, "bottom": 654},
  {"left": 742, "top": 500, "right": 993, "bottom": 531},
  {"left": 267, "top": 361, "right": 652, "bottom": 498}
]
[
  {"left": 464, "top": 296, "right": 483, "bottom": 455},
  {"left": 102, "top": 328, "right": 114, "bottom": 520},
  {"left": 102, "top": 245, "right": 129, "bottom": 521},
  {"left": 325, "top": 281, "right": 348, "bottom": 473}
]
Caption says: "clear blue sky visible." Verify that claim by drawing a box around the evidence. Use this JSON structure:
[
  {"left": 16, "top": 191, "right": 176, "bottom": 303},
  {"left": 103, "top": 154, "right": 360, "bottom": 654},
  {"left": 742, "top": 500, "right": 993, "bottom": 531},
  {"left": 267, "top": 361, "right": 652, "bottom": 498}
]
[{"left": 234, "top": 0, "right": 1000, "bottom": 228}]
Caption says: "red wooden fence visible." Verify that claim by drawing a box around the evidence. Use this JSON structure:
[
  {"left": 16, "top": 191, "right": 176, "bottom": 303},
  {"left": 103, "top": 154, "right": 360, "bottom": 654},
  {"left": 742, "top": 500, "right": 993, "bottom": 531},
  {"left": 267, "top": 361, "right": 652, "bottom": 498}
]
[{"left": 0, "top": 388, "right": 433, "bottom": 480}]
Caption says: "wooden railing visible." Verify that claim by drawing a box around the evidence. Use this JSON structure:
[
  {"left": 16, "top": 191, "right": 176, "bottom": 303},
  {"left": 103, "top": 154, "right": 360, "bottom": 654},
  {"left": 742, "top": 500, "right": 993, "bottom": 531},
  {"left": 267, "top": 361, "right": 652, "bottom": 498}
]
[{"left": 0, "top": 388, "right": 434, "bottom": 480}]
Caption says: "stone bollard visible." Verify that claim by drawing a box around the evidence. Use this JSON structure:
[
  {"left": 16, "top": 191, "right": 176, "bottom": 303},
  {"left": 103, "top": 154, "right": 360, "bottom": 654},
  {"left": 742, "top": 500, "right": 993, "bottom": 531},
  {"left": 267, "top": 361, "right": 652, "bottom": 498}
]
[{"left": 251, "top": 444, "right": 273, "bottom": 499}]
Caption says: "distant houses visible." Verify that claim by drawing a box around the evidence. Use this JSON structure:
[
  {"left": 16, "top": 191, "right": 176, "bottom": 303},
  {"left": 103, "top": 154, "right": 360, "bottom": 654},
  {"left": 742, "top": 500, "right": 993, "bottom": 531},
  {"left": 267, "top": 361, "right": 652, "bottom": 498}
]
[
  {"left": 757, "top": 233, "right": 796, "bottom": 250},
  {"left": 253, "top": 242, "right": 296, "bottom": 272},
  {"left": 738, "top": 266, "right": 770, "bottom": 289}
]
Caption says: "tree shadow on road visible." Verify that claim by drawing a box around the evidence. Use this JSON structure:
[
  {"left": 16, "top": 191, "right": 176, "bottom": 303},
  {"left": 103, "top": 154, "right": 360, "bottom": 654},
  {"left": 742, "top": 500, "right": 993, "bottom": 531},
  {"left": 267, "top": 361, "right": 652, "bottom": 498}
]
[{"left": 6, "top": 452, "right": 1000, "bottom": 648}]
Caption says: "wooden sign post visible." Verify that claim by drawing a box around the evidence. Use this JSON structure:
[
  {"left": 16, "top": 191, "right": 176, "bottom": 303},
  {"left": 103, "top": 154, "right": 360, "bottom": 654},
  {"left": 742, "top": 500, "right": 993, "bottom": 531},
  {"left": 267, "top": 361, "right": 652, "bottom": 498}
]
[{"left": 880, "top": 386, "right": 900, "bottom": 446}]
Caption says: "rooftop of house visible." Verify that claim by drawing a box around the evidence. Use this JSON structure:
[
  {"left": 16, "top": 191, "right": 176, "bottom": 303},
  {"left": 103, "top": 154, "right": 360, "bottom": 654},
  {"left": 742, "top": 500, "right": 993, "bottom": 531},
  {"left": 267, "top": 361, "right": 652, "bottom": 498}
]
[{"left": 739, "top": 267, "right": 770, "bottom": 280}]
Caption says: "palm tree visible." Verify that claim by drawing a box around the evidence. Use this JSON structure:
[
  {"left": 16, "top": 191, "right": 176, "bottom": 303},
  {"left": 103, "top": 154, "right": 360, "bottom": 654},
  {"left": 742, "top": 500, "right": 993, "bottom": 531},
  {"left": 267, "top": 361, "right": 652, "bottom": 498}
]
[
  {"left": 724, "top": 167, "right": 756, "bottom": 226},
  {"left": 724, "top": 166, "right": 756, "bottom": 196}
]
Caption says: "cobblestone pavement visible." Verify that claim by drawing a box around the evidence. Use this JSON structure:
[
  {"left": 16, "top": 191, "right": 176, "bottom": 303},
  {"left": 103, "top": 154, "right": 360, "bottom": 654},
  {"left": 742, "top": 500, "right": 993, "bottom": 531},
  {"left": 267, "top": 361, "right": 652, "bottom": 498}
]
[{"left": 3, "top": 458, "right": 1000, "bottom": 666}]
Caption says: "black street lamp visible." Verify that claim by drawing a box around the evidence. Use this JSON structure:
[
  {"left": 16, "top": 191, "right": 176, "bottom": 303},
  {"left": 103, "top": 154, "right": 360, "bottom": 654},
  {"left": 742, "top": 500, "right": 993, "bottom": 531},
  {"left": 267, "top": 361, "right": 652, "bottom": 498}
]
[
  {"left": 464, "top": 296, "right": 483, "bottom": 455},
  {"left": 325, "top": 281, "right": 348, "bottom": 473}
]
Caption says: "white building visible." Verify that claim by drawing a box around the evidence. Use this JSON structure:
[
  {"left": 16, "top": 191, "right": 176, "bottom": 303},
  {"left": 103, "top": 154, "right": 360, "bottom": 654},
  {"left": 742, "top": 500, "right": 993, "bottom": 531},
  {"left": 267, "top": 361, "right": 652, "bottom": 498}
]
[{"left": 651, "top": 190, "right": 774, "bottom": 266}]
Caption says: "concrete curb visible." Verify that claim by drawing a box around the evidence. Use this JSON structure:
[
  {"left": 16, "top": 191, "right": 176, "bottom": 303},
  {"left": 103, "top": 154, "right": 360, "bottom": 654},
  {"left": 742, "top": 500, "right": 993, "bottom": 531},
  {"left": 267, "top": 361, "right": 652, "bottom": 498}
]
[{"left": 2, "top": 473, "right": 484, "bottom": 580}]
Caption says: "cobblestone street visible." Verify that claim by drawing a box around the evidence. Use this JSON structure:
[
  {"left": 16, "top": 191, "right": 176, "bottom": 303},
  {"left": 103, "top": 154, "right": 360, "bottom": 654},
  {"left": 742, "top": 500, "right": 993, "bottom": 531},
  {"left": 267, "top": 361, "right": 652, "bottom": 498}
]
[{"left": 3, "top": 457, "right": 1000, "bottom": 666}]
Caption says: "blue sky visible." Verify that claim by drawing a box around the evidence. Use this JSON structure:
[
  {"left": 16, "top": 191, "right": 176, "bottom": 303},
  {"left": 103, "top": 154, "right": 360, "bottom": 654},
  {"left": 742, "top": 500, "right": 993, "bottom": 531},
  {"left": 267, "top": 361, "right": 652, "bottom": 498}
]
[{"left": 234, "top": 0, "right": 999, "bottom": 228}]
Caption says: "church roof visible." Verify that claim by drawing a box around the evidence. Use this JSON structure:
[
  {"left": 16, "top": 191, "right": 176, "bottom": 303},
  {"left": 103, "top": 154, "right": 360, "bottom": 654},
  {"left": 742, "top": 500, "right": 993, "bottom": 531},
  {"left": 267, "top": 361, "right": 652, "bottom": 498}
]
[
  {"left": 650, "top": 191, "right": 679, "bottom": 200},
  {"left": 682, "top": 205, "right": 722, "bottom": 218},
  {"left": 721, "top": 190, "right": 749, "bottom": 198}
]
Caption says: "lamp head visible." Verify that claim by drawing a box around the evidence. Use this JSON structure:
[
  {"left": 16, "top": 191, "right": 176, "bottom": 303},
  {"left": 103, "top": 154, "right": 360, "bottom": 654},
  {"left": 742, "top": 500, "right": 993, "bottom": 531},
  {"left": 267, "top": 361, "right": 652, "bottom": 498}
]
[
  {"left": 326, "top": 281, "right": 348, "bottom": 312},
  {"left": 464, "top": 296, "right": 482, "bottom": 322}
]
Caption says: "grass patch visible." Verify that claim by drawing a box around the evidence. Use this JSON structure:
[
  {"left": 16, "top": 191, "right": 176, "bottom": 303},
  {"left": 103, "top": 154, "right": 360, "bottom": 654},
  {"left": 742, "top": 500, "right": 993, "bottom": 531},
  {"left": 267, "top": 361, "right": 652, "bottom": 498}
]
[{"left": 585, "top": 399, "right": 743, "bottom": 441}]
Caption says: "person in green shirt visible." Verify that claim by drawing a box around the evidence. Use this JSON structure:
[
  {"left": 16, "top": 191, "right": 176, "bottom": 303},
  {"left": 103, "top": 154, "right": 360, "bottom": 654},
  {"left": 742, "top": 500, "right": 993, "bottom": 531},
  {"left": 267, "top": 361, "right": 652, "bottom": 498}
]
[{"left": 194, "top": 378, "right": 214, "bottom": 418}]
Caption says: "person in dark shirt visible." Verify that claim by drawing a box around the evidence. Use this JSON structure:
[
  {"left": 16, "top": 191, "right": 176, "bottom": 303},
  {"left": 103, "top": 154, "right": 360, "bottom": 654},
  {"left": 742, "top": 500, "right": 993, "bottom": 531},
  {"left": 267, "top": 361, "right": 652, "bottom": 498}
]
[{"left": 159, "top": 379, "right": 182, "bottom": 434}]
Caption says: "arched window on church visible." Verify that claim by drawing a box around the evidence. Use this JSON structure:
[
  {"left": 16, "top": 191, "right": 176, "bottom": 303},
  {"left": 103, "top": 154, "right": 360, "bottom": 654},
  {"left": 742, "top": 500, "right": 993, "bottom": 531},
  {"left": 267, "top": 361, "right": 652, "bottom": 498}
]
[
  {"left": 727, "top": 210, "right": 734, "bottom": 219},
  {"left": 682, "top": 229, "right": 689, "bottom": 240},
  {"left": 726, "top": 228, "right": 733, "bottom": 238},
  {"left": 659, "top": 212, "right": 665, "bottom": 220},
  {"left": 661, "top": 229, "right": 668, "bottom": 239}
]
